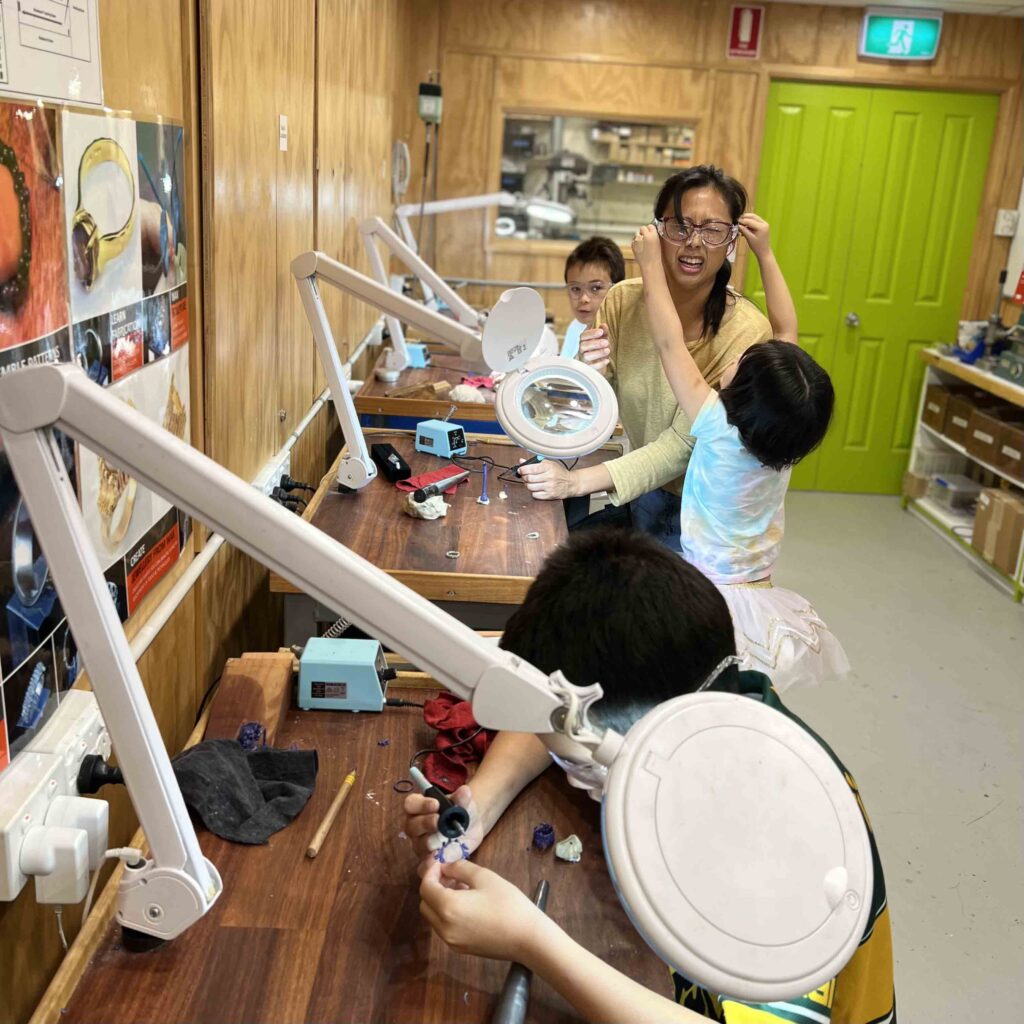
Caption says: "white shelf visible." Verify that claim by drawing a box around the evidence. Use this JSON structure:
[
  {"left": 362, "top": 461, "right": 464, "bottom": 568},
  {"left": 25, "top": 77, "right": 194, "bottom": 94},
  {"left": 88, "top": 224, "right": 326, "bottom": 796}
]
[
  {"left": 913, "top": 495, "right": 975, "bottom": 534},
  {"left": 918, "top": 423, "right": 1024, "bottom": 488}
]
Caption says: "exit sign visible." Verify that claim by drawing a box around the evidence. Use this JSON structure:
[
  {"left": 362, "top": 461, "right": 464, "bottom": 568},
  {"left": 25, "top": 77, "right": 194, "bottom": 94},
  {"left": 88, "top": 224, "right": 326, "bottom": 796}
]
[{"left": 860, "top": 7, "right": 943, "bottom": 61}]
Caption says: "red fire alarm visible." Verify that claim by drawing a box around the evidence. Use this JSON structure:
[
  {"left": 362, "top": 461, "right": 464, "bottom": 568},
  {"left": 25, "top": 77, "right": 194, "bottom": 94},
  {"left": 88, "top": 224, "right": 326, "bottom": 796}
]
[{"left": 729, "top": 5, "right": 764, "bottom": 59}]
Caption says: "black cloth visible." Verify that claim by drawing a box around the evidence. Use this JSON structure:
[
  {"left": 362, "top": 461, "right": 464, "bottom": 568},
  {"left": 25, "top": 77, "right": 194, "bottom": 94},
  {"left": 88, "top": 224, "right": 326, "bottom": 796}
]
[
  {"left": 172, "top": 739, "right": 318, "bottom": 845},
  {"left": 564, "top": 495, "right": 632, "bottom": 532}
]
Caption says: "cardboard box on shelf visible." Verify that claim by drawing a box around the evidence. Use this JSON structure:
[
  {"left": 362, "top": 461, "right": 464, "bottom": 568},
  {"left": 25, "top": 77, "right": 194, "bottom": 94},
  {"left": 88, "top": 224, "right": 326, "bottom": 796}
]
[
  {"left": 995, "top": 421, "right": 1024, "bottom": 483},
  {"left": 902, "top": 470, "right": 930, "bottom": 500},
  {"left": 965, "top": 406, "right": 1024, "bottom": 465},
  {"left": 922, "top": 384, "right": 953, "bottom": 432},
  {"left": 971, "top": 488, "right": 1024, "bottom": 577},
  {"left": 943, "top": 390, "right": 998, "bottom": 445}
]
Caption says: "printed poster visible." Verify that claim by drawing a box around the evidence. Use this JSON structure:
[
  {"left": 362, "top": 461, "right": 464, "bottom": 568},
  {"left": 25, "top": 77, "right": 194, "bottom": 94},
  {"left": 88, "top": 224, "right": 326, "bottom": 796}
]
[{"left": 0, "top": 109, "right": 191, "bottom": 770}]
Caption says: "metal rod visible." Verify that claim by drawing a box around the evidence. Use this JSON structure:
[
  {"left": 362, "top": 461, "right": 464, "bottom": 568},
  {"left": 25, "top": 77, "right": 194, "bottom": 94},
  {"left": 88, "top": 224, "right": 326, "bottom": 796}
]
[{"left": 490, "top": 880, "right": 549, "bottom": 1024}]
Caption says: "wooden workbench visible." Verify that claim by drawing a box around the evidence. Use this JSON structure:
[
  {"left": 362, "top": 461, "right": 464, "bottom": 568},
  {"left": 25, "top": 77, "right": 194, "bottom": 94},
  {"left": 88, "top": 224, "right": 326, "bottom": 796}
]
[
  {"left": 270, "top": 430, "right": 621, "bottom": 606},
  {"left": 58, "top": 687, "right": 665, "bottom": 1023},
  {"left": 354, "top": 349, "right": 500, "bottom": 422}
]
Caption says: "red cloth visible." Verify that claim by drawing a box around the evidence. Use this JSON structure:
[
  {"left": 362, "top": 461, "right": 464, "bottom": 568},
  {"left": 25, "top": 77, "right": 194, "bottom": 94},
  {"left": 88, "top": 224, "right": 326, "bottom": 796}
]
[
  {"left": 395, "top": 464, "right": 467, "bottom": 496},
  {"left": 461, "top": 375, "right": 495, "bottom": 389},
  {"left": 421, "top": 691, "right": 495, "bottom": 791}
]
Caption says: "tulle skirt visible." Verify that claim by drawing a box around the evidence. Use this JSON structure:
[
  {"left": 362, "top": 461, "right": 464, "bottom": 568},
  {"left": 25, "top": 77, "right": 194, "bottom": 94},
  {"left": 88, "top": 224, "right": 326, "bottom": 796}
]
[{"left": 717, "top": 581, "right": 850, "bottom": 692}]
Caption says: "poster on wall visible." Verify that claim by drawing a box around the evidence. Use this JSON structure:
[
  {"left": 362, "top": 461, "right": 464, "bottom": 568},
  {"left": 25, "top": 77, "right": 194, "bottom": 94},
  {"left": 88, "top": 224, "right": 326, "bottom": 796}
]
[
  {"left": 0, "top": 0, "right": 103, "bottom": 107},
  {"left": 0, "top": 110, "right": 191, "bottom": 771},
  {"left": 0, "top": 101, "right": 71, "bottom": 767}
]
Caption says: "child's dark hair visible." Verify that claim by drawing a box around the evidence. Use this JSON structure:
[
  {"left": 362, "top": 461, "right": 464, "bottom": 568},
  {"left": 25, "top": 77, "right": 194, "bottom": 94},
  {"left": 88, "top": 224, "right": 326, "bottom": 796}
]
[
  {"left": 653, "top": 165, "right": 747, "bottom": 341},
  {"left": 564, "top": 236, "right": 626, "bottom": 284},
  {"left": 721, "top": 341, "right": 835, "bottom": 471},
  {"left": 499, "top": 528, "right": 736, "bottom": 734}
]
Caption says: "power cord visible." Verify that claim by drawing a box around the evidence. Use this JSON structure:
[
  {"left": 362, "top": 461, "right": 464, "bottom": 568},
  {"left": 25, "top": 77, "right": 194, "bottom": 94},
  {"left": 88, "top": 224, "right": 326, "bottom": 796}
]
[
  {"left": 386, "top": 697, "right": 425, "bottom": 709},
  {"left": 280, "top": 475, "right": 316, "bottom": 493},
  {"left": 271, "top": 487, "right": 307, "bottom": 508}
]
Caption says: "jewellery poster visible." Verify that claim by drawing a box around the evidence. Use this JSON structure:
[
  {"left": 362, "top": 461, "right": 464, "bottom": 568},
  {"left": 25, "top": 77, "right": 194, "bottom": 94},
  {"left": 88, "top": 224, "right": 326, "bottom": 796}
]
[{"left": 0, "top": 106, "right": 191, "bottom": 769}]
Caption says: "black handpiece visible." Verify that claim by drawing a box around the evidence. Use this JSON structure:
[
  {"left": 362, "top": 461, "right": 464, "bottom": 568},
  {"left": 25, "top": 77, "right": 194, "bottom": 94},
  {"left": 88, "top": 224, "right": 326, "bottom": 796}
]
[
  {"left": 412, "top": 469, "right": 470, "bottom": 502},
  {"left": 490, "top": 881, "right": 550, "bottom": 1024},
  {"left": 514, "top": 454, "right": 544, "bottom": 477},
  {"left": 410, "top": 766, "right": 470, "bottom": 839}
]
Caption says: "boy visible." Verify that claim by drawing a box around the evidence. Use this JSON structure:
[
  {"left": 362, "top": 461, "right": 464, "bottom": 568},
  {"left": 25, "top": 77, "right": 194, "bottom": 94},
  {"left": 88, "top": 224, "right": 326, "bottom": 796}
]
[
  {"left": 407, "top": 529, "right": 895, "bottom": 1022},
  {"left": 564, "top": 236, "right": 626, "bottom": 328}
]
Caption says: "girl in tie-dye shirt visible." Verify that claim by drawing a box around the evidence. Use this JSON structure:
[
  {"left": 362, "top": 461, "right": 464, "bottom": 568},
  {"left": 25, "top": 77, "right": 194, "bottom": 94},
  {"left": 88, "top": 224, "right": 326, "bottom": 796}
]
[{"left": 631, "top": 214, "right": 848, "bottom": 690}]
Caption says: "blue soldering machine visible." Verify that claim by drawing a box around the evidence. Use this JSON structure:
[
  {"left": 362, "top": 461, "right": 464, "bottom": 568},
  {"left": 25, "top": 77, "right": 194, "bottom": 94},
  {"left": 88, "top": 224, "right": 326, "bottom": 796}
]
[
  {"left": 298, "top": 636, "right": 397, "bottom": 712},
  {"left": 415, "top": 419, "right": 467, "bottom": 458}
]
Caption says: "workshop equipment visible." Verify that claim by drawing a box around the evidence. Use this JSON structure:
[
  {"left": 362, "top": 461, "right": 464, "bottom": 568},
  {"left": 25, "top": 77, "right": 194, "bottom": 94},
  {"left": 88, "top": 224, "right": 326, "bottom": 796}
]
[
  {"left": 415, "top": 418, "right": 468, "bottom": 458},
  {"left": 306, "top": 769, "right": 357, "bottom": 858},
  {"left": 409, "top": 765, "right": 469, "bottom": 839},
  {"left": 298, "top": 637, "right": 396, "bottom": 712},
  {"left": 413, "top": 468, "right": 469, "bottom": 502},
  {"left": 491, "top": 880, "right": 550, "bottom": 1024}
]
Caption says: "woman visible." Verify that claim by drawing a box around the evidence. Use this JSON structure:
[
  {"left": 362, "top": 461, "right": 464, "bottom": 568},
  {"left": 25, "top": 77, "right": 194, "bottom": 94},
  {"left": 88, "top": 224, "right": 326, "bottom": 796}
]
[{"left": 520, "top": 165, "right": 772, "bottom": 552}]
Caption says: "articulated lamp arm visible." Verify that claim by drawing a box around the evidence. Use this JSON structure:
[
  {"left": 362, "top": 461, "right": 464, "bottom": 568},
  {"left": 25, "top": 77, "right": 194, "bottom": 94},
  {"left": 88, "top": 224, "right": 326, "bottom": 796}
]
[
  {"left": 290, "top": 250, "right": 484, "bottom": 489},
  {"left": 0, "top": 363, "right": 584, "bottom": 943},
  {"left": 394, "top": 191, "right": 515, "bottom": 252}
]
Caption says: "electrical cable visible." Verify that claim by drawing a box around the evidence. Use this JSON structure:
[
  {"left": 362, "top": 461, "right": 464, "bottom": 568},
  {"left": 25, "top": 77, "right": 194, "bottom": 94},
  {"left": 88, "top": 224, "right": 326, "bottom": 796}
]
[
  {"left": 386, "top": 697, "right": 426, "bottom": 709},
  {"left": 409, "top": 725, "right": 486, "bottom": 771},
  {"left": 280, "top": 475, "right": 316, "bottom": 493},
  {"left": 416, "top": 123, "right": 432, "bottom": 253},
  {"left": 54, "top": 907, "right": 68, "bottom": 951}
]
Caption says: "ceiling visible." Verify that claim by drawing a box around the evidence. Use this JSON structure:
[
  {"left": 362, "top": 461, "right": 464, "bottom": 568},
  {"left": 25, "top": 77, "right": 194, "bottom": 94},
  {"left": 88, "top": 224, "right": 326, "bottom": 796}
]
[{"left": 777, "top": 0, "right": 1024, "bottom": 16}]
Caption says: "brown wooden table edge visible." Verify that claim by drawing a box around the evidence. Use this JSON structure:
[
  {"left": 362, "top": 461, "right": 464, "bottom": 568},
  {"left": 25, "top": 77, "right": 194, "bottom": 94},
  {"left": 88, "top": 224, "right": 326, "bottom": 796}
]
[
  {"left": 353, "top": 393, "right": 499, "bottom": 421},
  {"left": 270, "top": 568, "right": 530, "bottom": 604}
]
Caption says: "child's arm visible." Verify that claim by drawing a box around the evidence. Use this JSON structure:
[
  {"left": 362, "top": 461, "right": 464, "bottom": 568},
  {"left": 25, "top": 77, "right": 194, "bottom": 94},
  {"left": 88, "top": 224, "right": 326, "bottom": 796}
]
[
  {"left": 631, "top": 224, "right": 711, "bottom": 423},
  {"left": 420, "top": 859, "right": 707, "bottom": 1023},
  {"left": 738, "top": 214, "right": 798, "bottom": 344}
]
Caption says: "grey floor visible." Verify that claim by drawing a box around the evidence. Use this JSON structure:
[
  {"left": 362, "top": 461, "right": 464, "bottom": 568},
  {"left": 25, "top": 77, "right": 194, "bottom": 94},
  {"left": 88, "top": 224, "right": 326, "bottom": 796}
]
[{"left": 775, "top": 493, "right": 1023, "bottom": 1021}]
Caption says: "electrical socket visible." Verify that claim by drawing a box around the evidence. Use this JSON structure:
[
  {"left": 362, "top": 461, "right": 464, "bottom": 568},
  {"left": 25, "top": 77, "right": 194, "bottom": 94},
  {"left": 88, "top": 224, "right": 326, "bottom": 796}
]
[
  {"left": 0, "top": 752, "right": 63, "bottom": 901},
  {"left": 0, "top": 691, "right": 111, "bottom": 901},
  {"left": 995, "top": 208, "right": 1020, "bottom": 238},
  {"left": 252, "top": 451, "right": 292, "bottom": 498}
]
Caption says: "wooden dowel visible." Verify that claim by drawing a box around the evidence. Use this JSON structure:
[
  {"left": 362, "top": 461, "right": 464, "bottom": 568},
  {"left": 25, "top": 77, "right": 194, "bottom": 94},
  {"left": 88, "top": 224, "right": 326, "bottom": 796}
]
[{"left": 306, "top": 769, "right": 357, "bottom": 858}]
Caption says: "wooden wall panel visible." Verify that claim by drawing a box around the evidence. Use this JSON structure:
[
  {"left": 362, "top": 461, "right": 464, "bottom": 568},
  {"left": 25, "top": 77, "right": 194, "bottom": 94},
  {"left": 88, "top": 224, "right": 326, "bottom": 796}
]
[
  {"left": 415, "top": 0, "right": 1024, "bottom": 320},
  {"left": 433, "top": 52, "right": 495, "bottom": 279},
  {"left": 275, "top": 2, "right": 317, "bottom": 443}
]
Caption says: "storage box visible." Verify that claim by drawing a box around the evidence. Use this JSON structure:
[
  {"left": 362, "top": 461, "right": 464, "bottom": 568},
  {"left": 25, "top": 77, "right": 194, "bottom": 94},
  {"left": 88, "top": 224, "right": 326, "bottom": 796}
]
[
  {"left": 929, "top": 473, "right": 982, "bottom": 510},
  {"left": 922, "top": 384, "right": 953, "bottom": 432},
  {"left": 971, "top": 488, "right": 1024, "bottom": 577},
  {"left": 902, "top": 470, "right": 930, "bottom": 500},
  {"left": 943, "top": 393, "right": 992, "bottom": 445},
  {"left": 995, "top": 421, "right": 1024, "bottom": 482},
  {"left": 911, "top": 448, "right": 967, "bottom": 477},
  {"left": 965, "top": 406, "right": 1024, "bottom": 465}
]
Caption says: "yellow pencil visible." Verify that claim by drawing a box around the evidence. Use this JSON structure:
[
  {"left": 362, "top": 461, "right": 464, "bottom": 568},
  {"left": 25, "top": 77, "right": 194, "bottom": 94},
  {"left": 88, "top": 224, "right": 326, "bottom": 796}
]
[{"left": 306, "top": 769, "right": 357, "bottom": 859}]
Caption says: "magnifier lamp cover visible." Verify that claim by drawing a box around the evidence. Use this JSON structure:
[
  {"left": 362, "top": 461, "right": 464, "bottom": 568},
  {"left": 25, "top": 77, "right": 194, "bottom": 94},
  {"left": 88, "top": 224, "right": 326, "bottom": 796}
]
[{"left": 600, "top": 692, "right": 873, "bottom": 1003}]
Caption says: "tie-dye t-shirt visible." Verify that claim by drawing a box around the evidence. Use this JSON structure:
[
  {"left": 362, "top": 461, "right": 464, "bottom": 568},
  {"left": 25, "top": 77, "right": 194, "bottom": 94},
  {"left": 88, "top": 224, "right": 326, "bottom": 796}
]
[{"left": 680, "top": 392, "right": 789, "bottom": 585}]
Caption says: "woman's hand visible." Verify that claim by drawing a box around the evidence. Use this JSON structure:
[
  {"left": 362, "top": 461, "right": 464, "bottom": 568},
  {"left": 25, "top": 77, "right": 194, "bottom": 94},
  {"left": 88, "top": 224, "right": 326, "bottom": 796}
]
[
  {"left": 738, "top": 213, "right": 772, "bottom": 260},
  {"left": 419, "top": 858, "right": 550, "bottom": 962},
  {"left": 519, "top": 459, "right": 575, "bottom": 500},
  {"left": 578, "top": 324, "right": 611, "bottom": 372},
  {"left": 631, "top": 223, "right": 663, "bottom": 276},
  {"left": 403, "top": 785, "right": 485, "bottom": 860}
]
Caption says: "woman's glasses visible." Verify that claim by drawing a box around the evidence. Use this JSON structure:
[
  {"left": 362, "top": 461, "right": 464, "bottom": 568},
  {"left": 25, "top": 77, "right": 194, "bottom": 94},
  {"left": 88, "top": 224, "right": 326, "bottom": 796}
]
[{"left": 655, "top": 217, "right": 738, "bottom": 248}]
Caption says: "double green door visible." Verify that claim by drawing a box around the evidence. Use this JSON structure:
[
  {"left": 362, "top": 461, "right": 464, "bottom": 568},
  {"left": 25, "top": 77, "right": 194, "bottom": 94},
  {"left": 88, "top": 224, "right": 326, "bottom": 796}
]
[{"left": 745, "top": 82, "right": 998, "bottom": 493}]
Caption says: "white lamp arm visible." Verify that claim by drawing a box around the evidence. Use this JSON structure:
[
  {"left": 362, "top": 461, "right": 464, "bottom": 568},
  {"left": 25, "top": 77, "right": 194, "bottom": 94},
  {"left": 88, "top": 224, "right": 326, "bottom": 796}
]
[
  {"left": 360, "top": 216, "right": 479, "bottom": 329},
  {"left": 0, "top": 363, "right": 584, "bottom": 940},
  {"left": 290, "top": 250, "right": 484, "bottom": 489},
  {"left": 395, "top": 191, "right": 516, "bottom": 252}
]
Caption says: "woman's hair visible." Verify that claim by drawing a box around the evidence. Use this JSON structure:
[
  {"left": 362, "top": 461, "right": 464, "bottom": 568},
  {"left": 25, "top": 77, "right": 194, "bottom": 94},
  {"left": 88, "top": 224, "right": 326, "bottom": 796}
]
[
  {"left": 499, "top": 528, "right": 737, "bottom": 735},
  {"left": 564, "top": 236, "right": 626, "bottom": 284},
  {"left": 653, "top": 165, "right": 748, "bottom": 341},
  {"left": 721, "top": 341, "right": 835, "bottom": 471}
]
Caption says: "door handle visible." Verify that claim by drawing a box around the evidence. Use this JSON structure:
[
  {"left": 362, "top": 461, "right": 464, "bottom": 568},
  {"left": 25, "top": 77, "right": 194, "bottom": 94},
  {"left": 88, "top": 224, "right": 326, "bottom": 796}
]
[{"left": 845, "top": 312, "right": 860, "bottom": 328}]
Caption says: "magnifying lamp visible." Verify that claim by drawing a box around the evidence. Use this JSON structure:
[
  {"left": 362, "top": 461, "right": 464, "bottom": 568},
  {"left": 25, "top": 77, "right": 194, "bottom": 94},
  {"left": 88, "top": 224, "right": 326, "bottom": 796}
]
[{"left": 0, "top": 363, "right": 872, "bottom": 998}]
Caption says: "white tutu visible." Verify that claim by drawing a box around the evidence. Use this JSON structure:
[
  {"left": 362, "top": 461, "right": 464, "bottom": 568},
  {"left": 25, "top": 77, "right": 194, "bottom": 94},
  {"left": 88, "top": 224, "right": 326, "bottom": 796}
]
[{"left": 717, "top": 582, "right": 850, "bottom": 692}]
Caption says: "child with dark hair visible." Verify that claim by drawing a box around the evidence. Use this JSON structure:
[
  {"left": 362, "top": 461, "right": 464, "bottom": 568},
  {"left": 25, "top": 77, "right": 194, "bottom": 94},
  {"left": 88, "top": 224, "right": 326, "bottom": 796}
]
[
  {"left": 408, "top": 529, "right": 895, "bottom": 1023},
  {"left": 563, "top": 236, "right": 626, "bottom": 328},
  {"left": 631, "top": 217, "right": 847, "bottom": 690}
]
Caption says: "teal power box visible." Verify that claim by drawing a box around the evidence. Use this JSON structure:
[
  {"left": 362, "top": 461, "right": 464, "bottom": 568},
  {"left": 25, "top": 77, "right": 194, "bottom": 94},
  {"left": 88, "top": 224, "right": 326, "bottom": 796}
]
[{"left": 298, "top": 637, "right": 393, "bottom": 712}]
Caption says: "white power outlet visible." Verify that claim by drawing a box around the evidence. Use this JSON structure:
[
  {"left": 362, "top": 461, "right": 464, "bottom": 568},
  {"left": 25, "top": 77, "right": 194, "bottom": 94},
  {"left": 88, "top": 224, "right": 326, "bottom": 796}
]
[
  {"left": 251, "top": 451, "right": 292, "bottom": 498},
  {"left": 0, "top": 691, "right": 112, "bottom": 901},
  {"left": 995, "top": 208, "right": 1020, "bottom": 238},
  {"left": 0, "top": 752, "right": 63, "bottom": 901}
]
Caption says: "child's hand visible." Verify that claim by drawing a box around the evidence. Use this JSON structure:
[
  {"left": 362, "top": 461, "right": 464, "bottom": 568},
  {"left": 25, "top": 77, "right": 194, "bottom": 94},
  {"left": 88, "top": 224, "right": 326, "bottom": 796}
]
[
  {"left": 738, "top": 214, "right": 773, "bottom": 259},
  {"left": 403, "top": 785, "right": 485, "bottom": 860},
  {"left": 578, "top": 323, "right": 611, "bottom": 372},
  {"left": 631, "top": 223, "right": 663, "bottom": 276},
  {"left": 419, "top": 858, "right": 549, "bottom": 962}
]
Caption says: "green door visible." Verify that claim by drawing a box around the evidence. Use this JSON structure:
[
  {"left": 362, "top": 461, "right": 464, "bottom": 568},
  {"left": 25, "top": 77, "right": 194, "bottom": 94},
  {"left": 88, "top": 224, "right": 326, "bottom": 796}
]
[{"left": 745, "top": 82, "right": 998, "bottom": 493}]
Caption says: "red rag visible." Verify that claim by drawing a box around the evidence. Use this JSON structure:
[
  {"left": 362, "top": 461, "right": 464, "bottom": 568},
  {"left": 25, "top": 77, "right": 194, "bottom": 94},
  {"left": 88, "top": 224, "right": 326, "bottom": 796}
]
[
  {"left": 461, "top": 375, "right": 495, "bottom": 389},
  {"left": 395, "top": 464, "right": 467, "bottom": 496},
  {"left": 421, "top": 691, "right": 494, "bottom": 790}
]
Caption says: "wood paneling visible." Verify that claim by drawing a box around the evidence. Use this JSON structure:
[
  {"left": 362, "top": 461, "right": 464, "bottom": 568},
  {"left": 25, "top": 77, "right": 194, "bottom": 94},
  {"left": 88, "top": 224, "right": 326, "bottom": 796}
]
[{"left": 417, "top": 0, "right": 1024, "bottom": 320}]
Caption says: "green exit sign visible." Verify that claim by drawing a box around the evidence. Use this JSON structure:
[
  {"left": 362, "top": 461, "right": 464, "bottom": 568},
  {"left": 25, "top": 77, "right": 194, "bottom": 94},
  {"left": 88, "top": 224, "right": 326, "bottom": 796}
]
[{"left": 860, "top": 7, "right": 943, "bottom": 61}]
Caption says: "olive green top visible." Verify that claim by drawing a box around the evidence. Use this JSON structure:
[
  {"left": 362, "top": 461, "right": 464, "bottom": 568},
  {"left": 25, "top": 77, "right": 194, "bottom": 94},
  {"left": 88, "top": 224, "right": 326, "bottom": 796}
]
[{"left": 596, "top": 278, "right": 771, "bottom": 504}]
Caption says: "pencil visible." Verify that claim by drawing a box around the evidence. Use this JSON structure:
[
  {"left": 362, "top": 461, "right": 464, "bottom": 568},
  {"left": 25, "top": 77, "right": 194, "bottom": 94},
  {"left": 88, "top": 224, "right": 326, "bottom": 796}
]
[{"left": 306, "top": 769, "right": 357, "bottom": 858}]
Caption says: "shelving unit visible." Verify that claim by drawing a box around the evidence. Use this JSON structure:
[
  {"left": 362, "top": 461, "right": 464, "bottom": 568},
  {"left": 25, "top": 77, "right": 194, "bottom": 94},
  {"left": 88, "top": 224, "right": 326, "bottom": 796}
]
[{"left": 905, "top": 348, "right": 1024, "bottom": 602}]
